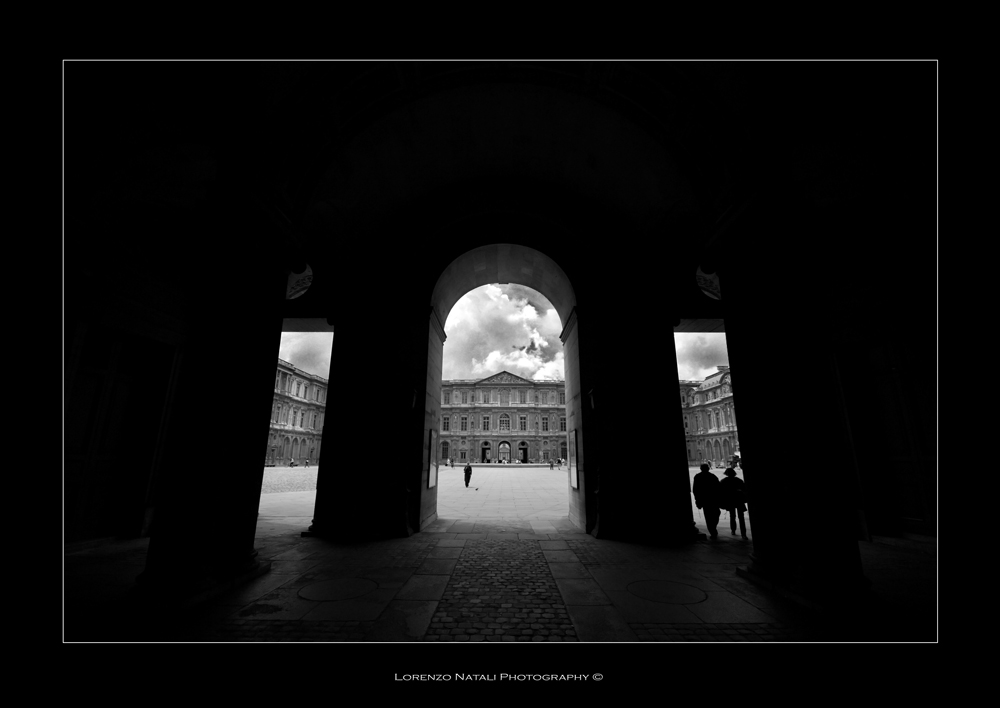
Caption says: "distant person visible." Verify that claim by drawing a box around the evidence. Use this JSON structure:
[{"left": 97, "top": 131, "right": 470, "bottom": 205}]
[
  {"left": 304, "top": 459, "right": 310, "bottom": 468},
  {"left": 550, "top": 460, "right": 554, "bottom": 470},
  {"left": 719, "top": 468, "right": 748, "bottom": 538},
  {"left": 451, "top": 459, "right": 454, "bottom": 468},
  {"left": 464, "top": 461, "right": 473, "bottom": 488},
  {"left": 692, "top": 463, "right": 722, "bottom": 538}
]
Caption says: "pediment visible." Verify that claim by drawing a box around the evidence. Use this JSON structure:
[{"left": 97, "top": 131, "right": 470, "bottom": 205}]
[{"left": 477, "top": 370, "right": 534, "bottom": 386}]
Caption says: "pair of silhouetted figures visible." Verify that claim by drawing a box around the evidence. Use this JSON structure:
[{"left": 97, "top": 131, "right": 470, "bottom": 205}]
[{"left": 693, "top": 463, "right": 748, "bottom": 539}]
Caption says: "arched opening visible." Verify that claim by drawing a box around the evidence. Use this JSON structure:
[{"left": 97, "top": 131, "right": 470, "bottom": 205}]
[{"left": 424, "top": 243, "right": 588, "bottom": 531}]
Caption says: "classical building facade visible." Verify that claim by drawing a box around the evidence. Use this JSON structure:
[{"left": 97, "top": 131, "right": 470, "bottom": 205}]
[
  {"left": 266, "top": 359, "right": 328, "bottom": 466},
  {"left": 680, "top": 366, "right": 738, "bottom": 467},
  {"left": 441, "top": 371, "right": 567, "bottom": 463}
]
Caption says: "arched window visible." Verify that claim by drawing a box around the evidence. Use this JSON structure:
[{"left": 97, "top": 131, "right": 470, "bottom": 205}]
[{"left": 499, "top": 413, "right": 511, "bottom": 431}]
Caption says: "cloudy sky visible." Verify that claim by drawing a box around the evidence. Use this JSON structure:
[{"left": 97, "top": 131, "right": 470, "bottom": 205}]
[
  {"left": 443, "top": 284, "right": 565, "bottom": 381},
  {"left": 278, "top": 331, "right": 333, "bottom": 379},
  {"left": 673, "top": 332, "right": 729, "bottom": 381},
  {"left": 277, "top": 313, "right": 728, "bottom": 386}
]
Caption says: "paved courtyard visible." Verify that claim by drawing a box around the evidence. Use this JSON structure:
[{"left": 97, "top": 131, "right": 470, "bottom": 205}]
[
  {"left": 259, "top": 464, "right": 752, "bottom": 538},
  {"left": 64, "top": 464, "right": 932, "bottom": 642}
]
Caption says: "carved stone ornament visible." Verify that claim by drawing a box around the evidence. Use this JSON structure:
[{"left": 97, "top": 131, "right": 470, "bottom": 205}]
[
  {"left": 479, "top": 371, "right": 531, "bottom": 385},
  {"left": 286, "top": 264, "right": 313, "bottom": 300},
  {"left": 696, "top": 266, "right": 721, "bottom": 301}
]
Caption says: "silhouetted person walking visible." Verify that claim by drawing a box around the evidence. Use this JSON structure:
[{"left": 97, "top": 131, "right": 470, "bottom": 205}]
[
  {"left": 719, "top": 467, "right": 748, "bottom": 538},
  {"left": 464, "top": 461, "right": 473, "bottom": 488},
  {"left": 693, "top": 463, "right": 722, "bottom": 538}
]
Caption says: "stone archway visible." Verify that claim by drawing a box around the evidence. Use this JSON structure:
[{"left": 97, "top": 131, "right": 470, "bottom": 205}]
[{"left": 426, "top": 243, "right": 587, "bottom": 530}]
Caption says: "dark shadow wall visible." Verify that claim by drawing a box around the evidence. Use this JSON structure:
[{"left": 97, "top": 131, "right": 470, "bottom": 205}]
[{"left": 64, "top": 61, "right": 935, "bottom": 605}]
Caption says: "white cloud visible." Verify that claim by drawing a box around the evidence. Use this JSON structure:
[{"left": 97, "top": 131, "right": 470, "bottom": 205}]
[
  {"left": 673, "top": 332, "right": 728, "bottom": 381},
  {"left": 532, "top": 352, "right": 565, "bottom": 380},
  {"left": 278, "top": 332, "right": 334, "bottom": 379},
  {"left": 443, "top": 284, "right": 564, "bottom": 381}
]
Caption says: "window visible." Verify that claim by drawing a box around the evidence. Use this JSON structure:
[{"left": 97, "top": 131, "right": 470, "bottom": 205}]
[
  {"left": 519, "top": 415, "right": 527, "bottom": 431},
  {"left": 461, "top": 416, "right": 468, "bottom": 431},
  {"left": 500, "top": 414, "right": 510, "bottom": 431},
  {"left": 500, "top": 389, "right": 510, "bottom": 405},
  {"left": 462, "top": 391, "right": 468, "bottom": 404},
  {"left": 559, "top": 391, "right": 566, "bottom": 405},
  {"left": 542, "top": 418, "right": 549, "bottom": 432},
  {"left": 482, "top": 415, "right": 490, "bottom": 430},
  {"left": 519, "top": 389, "right": 526, "bottom": 403},
  {"left": 442, "top": 442, "right": 450, "bottom": 460},
  {"left": 296, "top": 382, "right": 301, "bottom": 396},
  {"left": 559, "top": 417, "right": 566, "bottom": 431},
  {"left": 443, "top": 417, "right": 450, "bottom": 431},
  {"left": 442, "top": 390, "right": 449, "bottom": 404}
]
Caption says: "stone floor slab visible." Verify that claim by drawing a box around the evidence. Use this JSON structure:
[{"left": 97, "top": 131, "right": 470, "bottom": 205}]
[
  {"left": 565, "top": 605, "right": 638, "bottom": 642},
  {"left": 415, "top": 559, "right": 458, "bottom": 574},
  {"left": 683, "top": 591, "right": 778, "bottom": 623},
  {"left": 396, "top": 574, "right": 451, "bottom": 601},
  {"left": 299, "top": 588, "right": 398, "bottom": 621},
  {"left": 428, "top": 547, "right": 464, "bottom": 559},
  {"left": 364, "top": 600, "right": 439, "bottom": 641},
  {"left": 554, "top": 578, "right": 612, "bottom": 605},
  {"left": 233, "top": 588, "right": 321, "bottom": 621},
  {"left": 548, "top": 562, "right": 592, "bottom": 579}
]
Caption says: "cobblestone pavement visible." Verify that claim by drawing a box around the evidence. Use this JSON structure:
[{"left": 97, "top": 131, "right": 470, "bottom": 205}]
[
  {"left": 425, "top": 539, "right": 577, "bottom": 642},
  {"left": 260, "top": 466, "right": 318, "bottom": 494}
]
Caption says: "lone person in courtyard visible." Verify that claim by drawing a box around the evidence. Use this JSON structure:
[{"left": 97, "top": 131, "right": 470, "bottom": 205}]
[
  {"left": 693, "top": 463, "right": 722, "bottom": 538},
  {"left": 464, "top": 461, "right": 473, "bottom": 488},
  {"left": 719, "top": 467, "right": 748, "bottom": 538}
]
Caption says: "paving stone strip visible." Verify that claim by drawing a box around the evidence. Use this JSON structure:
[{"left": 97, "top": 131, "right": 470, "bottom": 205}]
[
  {"left": 628, "top": 623, "right": 801, "bottom": 642},
  {"left": 424, "top": 539, "right": 577, "bottom": 642}
]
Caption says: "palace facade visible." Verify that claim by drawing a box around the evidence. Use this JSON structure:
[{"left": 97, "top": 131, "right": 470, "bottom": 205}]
[
  {"left": 441, "top": 371, "right": 567, "bottom": 463},
  {"left": 266, "top": 359, "right": 328, "bottom": 466},
  {"left": 680, "top": 366, "right": 738, "bottom": 467}
]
